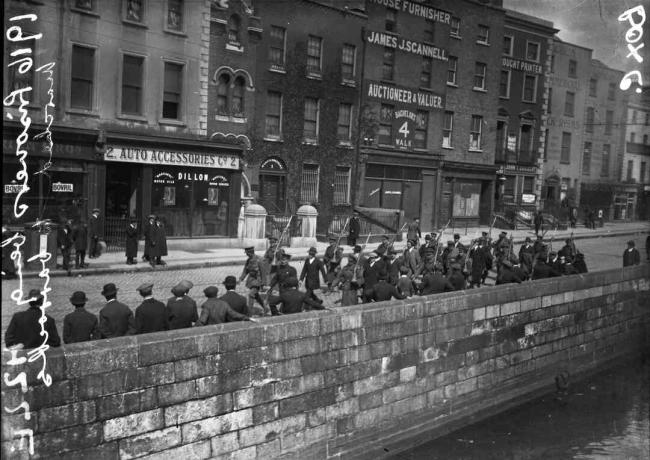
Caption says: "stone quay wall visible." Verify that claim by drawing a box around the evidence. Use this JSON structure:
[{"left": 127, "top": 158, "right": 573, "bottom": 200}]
[{"left": 2, "top": 265, "right": 648, "bottom": 459}]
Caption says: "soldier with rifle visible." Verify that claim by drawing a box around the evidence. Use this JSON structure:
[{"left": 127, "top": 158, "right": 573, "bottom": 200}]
[
  {"left": 324, "top": 219, "right": 347, "bottom": 294},
  {"left": 336, "top": 254, "right": 364, "bottom": 306}
]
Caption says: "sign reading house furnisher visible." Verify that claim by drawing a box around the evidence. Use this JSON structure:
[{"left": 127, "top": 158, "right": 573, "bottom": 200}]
[{"left": 104, "top": 146, "right": 240, "bottom": 170}]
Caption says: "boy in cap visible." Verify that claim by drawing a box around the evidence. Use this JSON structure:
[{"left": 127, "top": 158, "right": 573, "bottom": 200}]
[
  {"left": 219, "top": 276, "right": 248, "bottom": 316},
  {"left": 63, "top": 291, "right": 99, "bottom": 343},
  {"left": 135, "top": 283, "right": 168, "bottom": 334},
  {"left": 99, "top": 283, "right": 135, "bottom": 338},
  {"left": 300, "top": 247, "right": 326, "bottom": 304},
  {"left": 240, "top": 246, "right": 268, "bottom": 315},
  {"left": 5, "top": 289, "right": 61, "bottom": 349},
  {"left": 197, "top": 286, "right": 251, "bottom": 325},
  {"left": 166, "top": 281, "right": 198, "bottom": 330},
  {"left": 623, "top": 240, "right": 640, "bottom": 267}
]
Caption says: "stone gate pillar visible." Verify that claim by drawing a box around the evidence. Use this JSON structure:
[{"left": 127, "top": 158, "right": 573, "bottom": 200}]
[
  {"left": 241, "top": 203, "right": 267, "bottom": 250},
  {"left": 291, "top": 205, "right": 318, "bottom": 247}
]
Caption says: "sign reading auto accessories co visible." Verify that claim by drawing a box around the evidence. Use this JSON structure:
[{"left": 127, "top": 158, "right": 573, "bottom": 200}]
[
  {"left": 366, "top": 80, "right": 444, "bottom": 110},
  {"left": 104, "top": 147, "right": 240, "bottom": 170}
]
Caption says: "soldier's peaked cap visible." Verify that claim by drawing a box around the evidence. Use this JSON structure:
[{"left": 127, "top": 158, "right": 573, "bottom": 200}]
[{"left": 137, "top": 283, "right": 153, "bottom": 292}]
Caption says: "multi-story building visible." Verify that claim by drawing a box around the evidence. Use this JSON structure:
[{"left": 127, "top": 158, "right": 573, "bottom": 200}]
[
  {"left": 542, "top": 38, "right": 592, "bottom": 213},
  {"left": 495, "top": 10, "right": 556, "bottom": 216},
  {"left": 244, "top": 0, "right": 365, "bottom": 233},
  {"left": 578, "top": 59, "right": 628, "bottom": 221},
  {"left": 3, "top": 0, "right": 245, "bottom": 244},
  {"left": 619, "top": 87, "right": 650, "bottom": 220}
]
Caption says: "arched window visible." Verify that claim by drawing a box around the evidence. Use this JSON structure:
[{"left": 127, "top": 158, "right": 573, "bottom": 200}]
[
  {"left": 228, "top": 15, "right": 241, "bottom": 44},
  {"left": 232, "top": 77, "right": 245, "bottom": 117},
  {"left": 217, "top": 74, "right": 229, "bottom": 115}
]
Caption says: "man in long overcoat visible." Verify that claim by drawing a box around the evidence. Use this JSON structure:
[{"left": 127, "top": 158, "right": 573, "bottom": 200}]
[
  {"left": 143, "top": 214, "right": 156, "bottom": 264},
  {"left": 72, "top": 220, "right": 88, "bottom": 268},
  {"left": 469, "top": 239, "right": 488, "bottom": 288},
  {"left": 347, "top": 212, "right": 360, "bottom": 246},
  {"left": 98, "top": 283, "right": 135, "bottom": 338},
  {"left": 57, "top": 219, "right": 74, "bottom": 274},
  {"left": 125, "top": 218, "right": 139, "bottom": 265},
  {"left": 300, "top": 247, "right": 326, "bottom": 304},
  {"left": 623, "top": 240, "right": 641, "bottom": 267},
  {"left": 63, "top": 291, "right": 99, "bottom": 343},
  {"left": 88, "top": 208, "right": 102, "bottom": 258},
  {"left": 153, "top": 217, "right": 168, "bottom": 265}
]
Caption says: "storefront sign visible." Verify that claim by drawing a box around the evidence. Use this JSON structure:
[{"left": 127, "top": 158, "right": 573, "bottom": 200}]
[
  {"left": 368, "top": 0, "right": 451, "bottom": 24},
  {"left": 154, "top": 170, "right": 231, "bottom": 186},
  {"left": 105, "top": 147, "right": 239, "bottom": 170},
  {"left": 522, "top": 193, "right": 536, "bottom": 204},
  {"left": 365, "top": 30, "right": 448, "bottom": 61},
  {"left": 502, "top": 57, "right": 543, "bottom": 74},
  {"left": 366, "top": 80, "right": 444, "bottom": 110},
  {"left": 52, "top": 182, "right": 73, "bottom": 192},
  {"left": 547, "top": 117, "right": 581, "bottom": 129},
  {"left": 393, "top": 109, "right": 416, "bottom": 150},
  {"left": 4, "top": 184, "right": 23, "bottom": 194},
  {"left": 504, "top": 164, "right": 537, "bottom": 173},
  {"left": 548, "top": 76, "right": 580, "bottom": 91}
]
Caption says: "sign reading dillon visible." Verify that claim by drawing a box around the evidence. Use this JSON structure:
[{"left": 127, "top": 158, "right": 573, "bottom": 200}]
[
  {"left": 104, "top": 147, "right": 239, "bottom": 170},
  {"left": 366, "top": 80, "right": 444, "bottom": 110}
]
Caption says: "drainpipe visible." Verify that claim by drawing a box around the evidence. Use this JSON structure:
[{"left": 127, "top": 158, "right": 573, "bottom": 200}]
[{"left": 352, "top": 26, "right": 368, "bottom": 208}]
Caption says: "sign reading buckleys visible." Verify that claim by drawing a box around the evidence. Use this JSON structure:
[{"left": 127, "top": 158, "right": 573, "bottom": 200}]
[
  {"left": 366, "top": 80, "right": 444, "bottom": 110},
  {"left": 104, "top": 147, "right": 239, "bottom": 170}
]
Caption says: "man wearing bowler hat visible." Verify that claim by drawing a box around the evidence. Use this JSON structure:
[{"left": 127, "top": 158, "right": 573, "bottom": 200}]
[
  {"left": 219, "top": 276, "right": 249, "bottom": 316},
  {"left": 197, "top": 286, "right": 251, "bottom": 325},
  {"left": 166, "top": 280, "right": 198, "bottom": 330},
  {"left": 99, "top": 283, "right": 135, "bottom": 338},
  {"left": 125, "top": 218, "right": 139, "bottom": 265},
  {"left": 299, "top": 247, "right": 326, "bottom": 305},
  {"left": 5, "top": 289, "right": 61, "bottom": 349},
  {"left": 63, "top": 291, "right": 99, "bottom": 344},
  {"left": 88, "top": 208, "right": 102, "bottom": 258},
  {"left": 135, "top": 283, "right": 168, "bottom": 334},
  {"left": 143, "top": 214, "right": 156, "bottom": 264}
]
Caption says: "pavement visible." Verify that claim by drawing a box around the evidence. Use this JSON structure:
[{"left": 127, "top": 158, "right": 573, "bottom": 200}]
[{"left": 7, "top": 220, "right": 650, "bottom": 279}]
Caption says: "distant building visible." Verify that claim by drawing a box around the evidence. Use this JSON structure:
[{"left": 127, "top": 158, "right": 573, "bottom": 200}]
[{"left": 496, "top": 10, "right": 556, "bottom": 217}]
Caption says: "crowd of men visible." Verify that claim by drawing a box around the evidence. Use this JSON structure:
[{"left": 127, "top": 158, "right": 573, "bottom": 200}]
[{"left": 4, "top": 220, "right": 647, "bottom": 349}]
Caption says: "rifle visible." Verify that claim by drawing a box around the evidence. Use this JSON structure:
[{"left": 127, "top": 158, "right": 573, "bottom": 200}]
[
  {"left": 487, "top": 214, "right": 497, "bottom": 245},
  {"left": 568, "top": 230, "right": 577, "bottom": 260},
  {"left": 548, "top": 225, "right": 557, "bottom": 253},
  {"left": 352, "top": 232, "right": 372, "bottom": 283},
  {"left": 273, "top": 215, "right": 293, "bottom": 264}
]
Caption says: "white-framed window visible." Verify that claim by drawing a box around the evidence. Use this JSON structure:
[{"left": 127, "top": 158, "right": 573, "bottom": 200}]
[
  {"left": 568, "top": 59, "right": 577, "bottom": 78},
  {"left": 525, "top": 41, "right": 540, "bottom": 62},
  {"left": 607, "top": 82, "right": 616, "bottom": 100},
  {"left": 469, "top": 115, "right": 482, "bottom": 150},
  {"left": 166, "top": 0, "right": 183, "bottom": 31},
  {"left": 473, "top": 62, "right": 486, "bottom": 90},
  {"left": 499, "top": 70, "right": 511, "bottom": 98},
  {"left": 333, "top": 166, "right": 351, "bottom": 205},
  {"left": 303, "top": 97, "right": 319, "bottom": 142},
  {"left": 522, "top": 74, "right": 537, "bottom": 102},
  {"left": 450, "top": 17, "right": 461, "bottom": 38},
  {"left": 307, "top": 35, "right": 322, "bottom": 76},
  {"left": 124, "top": 0, "right": 144, "bottom": 23},
  {"left": 269, "top": 26, "right": 286, "bottom": 71},
  {"left": 378, "top": 104, "right": 394, "bottom": 145},
  {"left": 447, "top": 56, "right": 458, "bottom": 85},
  {"left": 120, "top": 53, "right": 144, "bottom": 116},
  {"left": 477, "top": 25, "right": 489, "bottom": 45},
  {"left": 337, "top": 103, "right": 353, "bottom": 143},
  {"left": 414, "top": 110, "right": 428, "bottom": 149},
  {"left": 162, "top": 61, "right": 183, "bottom": 120},
  {"left": 300, "top": 164, "right": 320, "bottom": 203},
  {"left": 382, "top": 47, "right": 395, "bottom": 80},
  {"left": 420, "top": 57, "right": 432, "bottom": 87},
  {"left": 561, "top": 132, "right": 571, "bottom": 164},
  {"left": 564, "top": 91, "right": 575, "bottom": 117},
  {"left": 503, "top": 35, "right": 513, "bottom": 56},
  {"left": 70, "top": 44, "right": 96, "bottom": 110},
  {"left": 265, "top": 91, "right": 282, "bottom": 138},
  {"left": 442, "top": 111, "right": 454, "bottom": 148},
  {"left": 341, "top": 44, "right": 356, "bottom": 82}
]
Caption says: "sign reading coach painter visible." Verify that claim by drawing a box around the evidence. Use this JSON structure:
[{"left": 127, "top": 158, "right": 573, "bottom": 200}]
[{"left": 104, "top": 147, "right": 240, "bottom": 170}]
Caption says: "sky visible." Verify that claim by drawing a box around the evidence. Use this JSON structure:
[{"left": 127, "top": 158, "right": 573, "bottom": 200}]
[{"left": 504, "top": 0, "right": 648, "bottom": 73}]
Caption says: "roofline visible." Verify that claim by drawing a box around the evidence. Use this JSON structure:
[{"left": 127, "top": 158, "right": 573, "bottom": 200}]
[{"left": 504, "top": 8, "right": 558, "bottom": 33}]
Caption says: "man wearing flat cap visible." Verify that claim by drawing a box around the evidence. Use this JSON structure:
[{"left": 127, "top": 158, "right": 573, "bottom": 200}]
[
  {"left": 240, "top": 246, "right": 267, "bottom": 315},
  {"left": 166, "top": 281, "right": 198, "bottom": 330},
  {"left": 99, "top": 283, "right": 135, "bottom": 338},
  {"left": 219, "top": 276, "right": 249, "bottom": 316},
  {"left": 63, "top": 291, "right": 99, "bottom": 344},
  {"left": 5, "top": 289, "right": 61, "bottom": 349},
  {"left": 300, "top": 247, "right": 326, "bottom": 305},
  {"left": 135, "top": 283, "right": 168, "bottom": 334},
  {"left": 447, "top": 263, "right": 466, "bottom": 291},
  {"left": 519, "top": 236, "right": 535, "bottom": 279},
  {"left": 623, "top": 240, "right": 640, "bottom": 267},
  {"left": 197, "top": 286, "right": 251, "bottom": 325}
]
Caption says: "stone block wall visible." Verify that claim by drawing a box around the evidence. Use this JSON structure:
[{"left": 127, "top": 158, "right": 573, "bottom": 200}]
[{"left": 2, "top": 265, "right": 648, "bottom": 459}]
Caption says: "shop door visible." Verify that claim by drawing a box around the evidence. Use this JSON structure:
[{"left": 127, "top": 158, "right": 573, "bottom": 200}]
[
  {"left": 420, "top": 173, "right": 436, "bottom": 231},
  {"left": 259, "top": 174, "right": 286, "bottom": 215}
]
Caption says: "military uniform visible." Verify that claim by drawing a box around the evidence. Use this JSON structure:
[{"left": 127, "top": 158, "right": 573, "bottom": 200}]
[
  {"left": 496, "top": 262, "right": 522, "bottom": 284},
  {"left": 240, "top": 248, "right": 267, "bottom": 314},
  {"left": 336, "top": 259, "right": 364, "bottom": 306}
]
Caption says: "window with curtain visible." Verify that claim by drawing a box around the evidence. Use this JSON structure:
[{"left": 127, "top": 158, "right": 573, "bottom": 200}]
[
  {"left": 341, "top": 44, "right": 356, "bottom": 81},
  {"left": 307, "top": 35, "right": 322, "bottom": 74},
  {"left": 447, "top": 56, "right": 457, "bottom": 85},
  {"left": 121, "top": 54, "right": 144, "bottom": 115},
  {"left": 442, "top": 111, "right": 454, "bottom": 148},
  {"left": 162, "top": 62, "right": 182, "bottom": 119},
  {"left": 469, "top": 115, "right": 482, "bottom": 150},
  {"left": 473, "top": 62, "right": 486, "bottom": 90},
  {"left": 232, "top": 77, "right": 244, "bottom": 117},
  {"left": 269, "top": 26, "right": 286, "bottom": 70},
  {"left": 265, "top": 91, "right": 282, "bottom": 137},
  {"left": 303, "top": 98, "right": 319, "bottom": 141}
]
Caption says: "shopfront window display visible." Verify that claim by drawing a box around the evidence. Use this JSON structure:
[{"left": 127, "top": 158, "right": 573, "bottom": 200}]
[{"left": 453, "top": 181, "right": 480, "bottom": 218}]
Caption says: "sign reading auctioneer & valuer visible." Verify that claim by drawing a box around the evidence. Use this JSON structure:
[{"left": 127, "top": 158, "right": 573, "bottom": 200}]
[{"left": 104, "top": 146, "right": 240, "bottom": 170}]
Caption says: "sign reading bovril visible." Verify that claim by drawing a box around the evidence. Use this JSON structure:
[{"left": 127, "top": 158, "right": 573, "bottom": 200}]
[{"left": 104, "top": 146, "right": 240, "bottom": 170}]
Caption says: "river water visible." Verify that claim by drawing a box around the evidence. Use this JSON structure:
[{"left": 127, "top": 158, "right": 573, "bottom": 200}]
[{"left": 391, "top": 356, "right": 649, "bottom": 460}]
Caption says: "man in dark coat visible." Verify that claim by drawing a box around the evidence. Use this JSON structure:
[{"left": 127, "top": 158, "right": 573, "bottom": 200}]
[
  {"left": 300, "top": 247, "right": 327, "bottom": 304},
  {"left": 518, "top": 237, "right": 535, "bottom": 279},
  {"left": 406, "top": 217, "right": 421, "bottom": 246},
  {"left": 262, "top": 237, "right": 280, "bottom": 286},
  {"left": 646, "top": 234, "right": 650, "bottom": 262},
  {"left": 549, "top": 251, "right": 562, "bottom": 273},
  {"left": 143, "top": 214, "right": 156, "bottom": 263},
  {"left": 403, "top": 239, "right": 422, "bottom": 278},
  {"left": 63, "top": 291, "right": 99, "bottom": 344},
  {"left": 347, "top": 212, "right": 360, "bottom": 246},
  {"left": 468, "top": 239, "right": 488, "bottom": 288},
  {"left": 1, "top": 226, "right": 17, "bottom": 279},
  {"left": 268, "top": 253, "right": 298, "bottom": 315},
  {"left": 72, "top": 220, "right": 88, "bottom": 269},
  {"left": 558, "top": 239, "right": 576, "bottom": 263},
  {"left": 166, "top": 281, "right": 198, "bottom": 329},
  {"left": 534, "top": 211, "right": 544, "bottom": 236},
  {"left": 98, "top": 283, "right": 135, "bottom": 338},
  {"left": 269, "top": 277, "right": 323, "bottom": 314},
  {"left": 152, "top": 218, "right": 168, "bottom": 266},
  {"left": 447, "top": 262, "right": 467, "bottom": 291},
  {"left": 323, "top": 236, "right": 344, "bottom": 293},
  {"left": 362, "top": 252, "right": 386, "bottom": 302},
  {"left": 88, "top": 208, "right": 101, "bottom": 258},
  {"left": 57, "top": 219, "right": 74, "bottom": 275},
  {"left": 197, "top": 286, "right": 251, "bottom": 325},
  {"left": 134, "top": 283, "right": 168, "bottom": 334},
  {"left": 372, "top": 273, "right": 406, "bottom": 302},
  {"left": 573, "top": 252, "right": 588, "bottom": 274},
  {"left": 5, "top": 289, "right": 61, "bottom": 349},
  {"left": 623, "top": 240, "right": 641, "bottom": 267},
  {"left": 420, "top": 264, "right": 454, "bottom": 295},
  {"left": 219, "top": 276, "right": 249, "bottom": 316},
  {"left": 531, "top": 255, "right": 561, "bottom": 280},
  {"left": 125, "top": 218, "right": 138, "bottom": 265},
  {"left": 496, "top": 260, "right": 523, "bottom": 284}
]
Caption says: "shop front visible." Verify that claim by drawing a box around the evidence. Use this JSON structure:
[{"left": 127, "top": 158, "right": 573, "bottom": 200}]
[
  {"left": 104, "top": 143, "right": 242, "bottom": 238},
  {"left": 441, "top": 163, "right": 495, "bottom": 227},
  {"left": 495, "top": 164, "right": 538, "bottom": 212}
]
